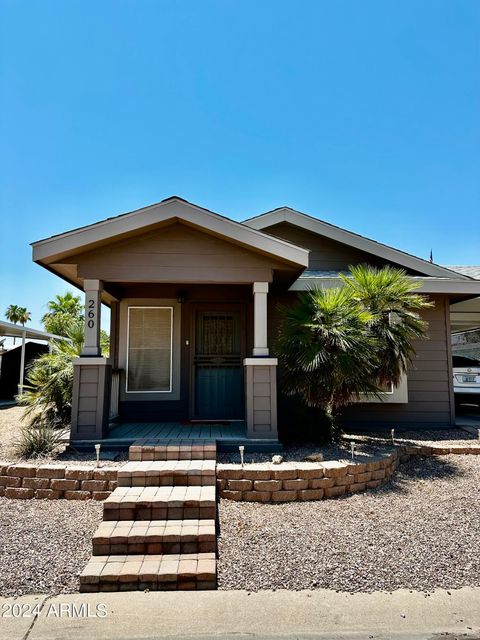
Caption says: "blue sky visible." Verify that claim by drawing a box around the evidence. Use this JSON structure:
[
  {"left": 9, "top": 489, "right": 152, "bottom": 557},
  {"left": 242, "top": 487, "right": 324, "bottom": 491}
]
[{"left": 0, "top": 0, "right": 479, "bottom": 333}]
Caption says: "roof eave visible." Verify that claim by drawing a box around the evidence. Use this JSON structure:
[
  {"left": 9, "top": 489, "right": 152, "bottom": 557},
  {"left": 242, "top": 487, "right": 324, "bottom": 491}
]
[
  {"left": 244, "top": 208, "right": 472, "bottom": 281},
  {"left": 32, "top": 198, "right": 309, "bottom": 269}
]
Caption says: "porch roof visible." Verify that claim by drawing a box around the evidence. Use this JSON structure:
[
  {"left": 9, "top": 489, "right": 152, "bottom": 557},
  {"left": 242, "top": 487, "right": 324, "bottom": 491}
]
[{"left": 31, "top": 197, "right": 309, "bottom": 297}]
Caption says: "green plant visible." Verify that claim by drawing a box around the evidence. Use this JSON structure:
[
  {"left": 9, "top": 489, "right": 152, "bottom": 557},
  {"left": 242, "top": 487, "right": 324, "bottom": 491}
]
[
  {"left": 341, "top": 265, "right": 433, "bottom": 387},
  {"left": 19, "top": 291, "right": 110, "bottom": 430},
  {"left": 5, "top": 304, "right": 31, "bottom": 344},
  {"left": 18, "top": 333, "right": 81, "bottom": 429},
  {"left": 15, "top": 423, "right": 64, "bottom": 458},
  {"left": 276, "top": 266, "right": 432, "bottom": 440}
]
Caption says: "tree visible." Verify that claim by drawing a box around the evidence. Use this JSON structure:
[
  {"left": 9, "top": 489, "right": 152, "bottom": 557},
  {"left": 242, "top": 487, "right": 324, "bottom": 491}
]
[
  {"left": 19, "top": 292, "right": 109, "bottom": 430},
  {"left": 19, "top": 323, "right": 83, "bottom": 429},
  {"left": 275, "top": 266, "right": 432, "bottom": 440},
  {"left": 5, "top": 304, "right": 22, "bottom": 325},
  {"left": 5, "top": 304, "right": 31, "bottom": 344},
  {"left": 17, "top": 307, "right": 31, "bottom": 326},
  {"left": 341, "top": 265, "right": 432, "bottom": 388},
  {"left": 42, "top": 292, "right": 83, "bottom": 319}
]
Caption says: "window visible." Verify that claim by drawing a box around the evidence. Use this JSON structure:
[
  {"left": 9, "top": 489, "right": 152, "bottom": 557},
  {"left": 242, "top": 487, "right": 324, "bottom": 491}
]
[
  {"left": 126, "top": 307, "right": 173, "bottom": 392},
  {"left": 358, "top": 373, "right": 408, "bottom": 404}
]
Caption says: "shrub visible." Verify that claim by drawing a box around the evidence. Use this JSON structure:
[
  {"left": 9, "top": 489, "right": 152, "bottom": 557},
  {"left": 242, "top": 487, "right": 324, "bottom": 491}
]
[{"left": 15, "top": 424, "right": 64, "bottom": 458}]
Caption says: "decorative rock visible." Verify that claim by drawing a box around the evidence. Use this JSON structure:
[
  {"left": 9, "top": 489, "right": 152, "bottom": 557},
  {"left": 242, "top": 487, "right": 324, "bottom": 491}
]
[{"left": 304, "top": 453, "right": 324, "bottom": 462}]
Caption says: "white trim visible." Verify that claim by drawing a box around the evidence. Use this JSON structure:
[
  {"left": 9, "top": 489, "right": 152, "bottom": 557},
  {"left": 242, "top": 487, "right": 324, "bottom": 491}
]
[
  {"left": 243, "top": 358, "right": 278, "bottom": 366},
  {"left": 126, "top": 306, "right": 173, "bottom": 394},
  {"left": 289, "top": 276, "right": 480, "bottom": 295},
  {"left": 357, "top": 373, "right": 408, "bottom": 404},
  {"left": 244, "top": 207, "right": 472, "bottom": 280},
  {"left": 32, "top": 197, "right": 309, "bottom": 268},
  {"left": 73, "top": 357, "right": 109, "bottom": 365}
]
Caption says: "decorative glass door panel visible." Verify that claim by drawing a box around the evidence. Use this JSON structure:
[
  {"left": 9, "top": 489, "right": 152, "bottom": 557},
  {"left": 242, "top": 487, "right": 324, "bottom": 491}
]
[{"left": 193, "top": 311, "right": 243, "bottom": 419}]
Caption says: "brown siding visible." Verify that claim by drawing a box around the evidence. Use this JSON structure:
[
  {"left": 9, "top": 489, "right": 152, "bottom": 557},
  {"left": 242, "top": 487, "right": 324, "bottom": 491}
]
[
  {"left": 66, "top": 223, "right": 293, "bottom": 283},
  {"left": 118, "top": 284, "right": 254, "bottom": 421},
  {"left": 268, "top": 292, "right": 454, "bottom": 429},
  {"left": 263, "top": 222, "right": 424, "bottom": 274}
]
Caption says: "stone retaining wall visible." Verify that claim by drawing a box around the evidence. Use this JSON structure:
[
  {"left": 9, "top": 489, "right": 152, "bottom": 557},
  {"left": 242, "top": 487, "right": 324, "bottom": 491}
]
[
  {"left": 0, "top": 442, "right": 479, "bottom": 502},
  {"left": 0, "top": 464, "right": 117, "bottom": 500},
  {"left": 217, "top": 450, "right": 399, "bottom": 503},
  {"left": 218, "top": 442, "right": 480, "bottom": 503}
]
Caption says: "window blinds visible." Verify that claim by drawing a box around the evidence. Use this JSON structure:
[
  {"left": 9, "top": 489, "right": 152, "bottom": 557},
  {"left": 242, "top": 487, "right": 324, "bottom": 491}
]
[{"left": 127, "top": 307, "right": 172, "bottom": 392}]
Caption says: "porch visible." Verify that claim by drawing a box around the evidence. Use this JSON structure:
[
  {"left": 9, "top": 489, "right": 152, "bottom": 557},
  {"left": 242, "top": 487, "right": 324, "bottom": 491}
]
[{"left": 69, "top": 420, "right": 282, "bottom": 452}]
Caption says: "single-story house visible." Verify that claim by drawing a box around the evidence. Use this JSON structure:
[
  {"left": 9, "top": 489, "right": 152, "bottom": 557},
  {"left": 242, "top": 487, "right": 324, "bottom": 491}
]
[{"left": 31, "top": 197, "right": 480, "bottom": 444}]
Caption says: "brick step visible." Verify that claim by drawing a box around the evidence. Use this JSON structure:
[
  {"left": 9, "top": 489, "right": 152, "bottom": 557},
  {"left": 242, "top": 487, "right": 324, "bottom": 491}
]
[
  {"left": 103, "top": 486, "right": 216, "bottom": 521},
  {"left": 129, "top": 440, "right": 216, "bottom": 462},
  {"left": 92, "top": 519, "right": 216, "bottom": 556},
  {"left": 117, "top": 460, "right": 216, "bottom": 487},
  {"left": 80, "top": 552, "right": 216, "bottom": 592}
]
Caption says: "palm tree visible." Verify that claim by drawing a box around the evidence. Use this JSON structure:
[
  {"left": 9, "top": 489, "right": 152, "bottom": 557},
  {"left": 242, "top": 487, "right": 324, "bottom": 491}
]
[
  {"left": 42, "top": 292, "right": 83, "bottom": 318},
  {"left": 5, "top": 304, "right": 21, "bottom": 324},
  {"left": 275, "top": 265, "right": 431, "bottom": 440},
  {"left": 341, "top": 265, "right": 433, "bottom": 388},
  {"left": 5, "top": 304, "right": 22, "bottom": 344},
  {"left": 19, "top": 322, "right": 84, "bottom": 428},
  {"left": 17, "top": 307, "right": 31, "bottom": 326},
  {"left": 276, "top": 286, "right": 380, "bottom": 439},
  {"left": 41, "top": 292, "right": 83, "bottom": 337}
]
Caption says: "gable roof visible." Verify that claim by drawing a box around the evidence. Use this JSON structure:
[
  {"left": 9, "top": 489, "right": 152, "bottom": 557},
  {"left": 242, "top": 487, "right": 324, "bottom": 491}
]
[
  {"left": 32, "top": 197, "right": 309, "bottom": 268},
  {"left": 243, "top": 207, "right": 473, "bottom": 281}
]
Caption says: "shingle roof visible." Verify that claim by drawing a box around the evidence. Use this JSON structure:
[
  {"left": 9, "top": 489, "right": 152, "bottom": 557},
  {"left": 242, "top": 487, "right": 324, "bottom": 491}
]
[{"left": 444, "top": 266, "right": 480, "bottom": 280}]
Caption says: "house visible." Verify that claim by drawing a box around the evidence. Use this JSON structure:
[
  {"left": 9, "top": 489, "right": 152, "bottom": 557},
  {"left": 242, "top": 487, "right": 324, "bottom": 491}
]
[{"left": 31, "top": 197, "right": 480, "bottom": 445}]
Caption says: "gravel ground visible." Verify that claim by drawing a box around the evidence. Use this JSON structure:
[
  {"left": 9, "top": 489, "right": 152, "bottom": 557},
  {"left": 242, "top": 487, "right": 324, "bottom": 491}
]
[
  {"left": 0, "top": 405, "right": 126, "bottom": 466},
  {"left": 0, "top": 497, "right": 103, "bottom": 597},
  {"left": 357, "top": 428, "right": 478, "bottom": 448},
  {"left": 0, "top": 406, "right": 25, "bottom": 460},
  {"left": 217, "top": 442, "right": 382, "bottom": 465},
  {"left": 217, "top": 455, "right": 480, "bottom": 593}
]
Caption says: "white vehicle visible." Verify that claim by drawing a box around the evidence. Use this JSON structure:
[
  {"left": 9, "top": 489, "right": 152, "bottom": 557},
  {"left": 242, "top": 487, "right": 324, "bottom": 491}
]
[{"left": 453, "top": 355, "right": 480, "bottom": 403}]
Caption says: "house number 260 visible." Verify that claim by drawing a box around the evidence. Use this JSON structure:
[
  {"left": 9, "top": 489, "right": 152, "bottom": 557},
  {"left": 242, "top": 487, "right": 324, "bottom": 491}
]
[{"left": 87, "top": 299, "right": 96, "bottom": 328}]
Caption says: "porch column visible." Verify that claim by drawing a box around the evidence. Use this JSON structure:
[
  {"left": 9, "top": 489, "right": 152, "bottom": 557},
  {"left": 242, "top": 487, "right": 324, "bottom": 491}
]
[
  {"left": 70, "top": 279, "right": 111, "bottom": 442},
  {"left": 252, "top": 282, "right": 269, "bottom": 356},
  {"left": 244, "top": 281, "right": 278, "bottom": 441},
  {"left": 82, "top": 279, "right": 103, "bottom": 356}
]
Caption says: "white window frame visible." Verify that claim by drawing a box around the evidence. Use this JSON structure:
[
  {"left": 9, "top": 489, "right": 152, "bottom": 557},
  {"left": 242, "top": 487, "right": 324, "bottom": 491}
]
[
  {"left": 358, "top": 373, "right": 408, "bottom": 404},
  {"left": 126, "top": 306, "right": 173, "bottom": 394}
]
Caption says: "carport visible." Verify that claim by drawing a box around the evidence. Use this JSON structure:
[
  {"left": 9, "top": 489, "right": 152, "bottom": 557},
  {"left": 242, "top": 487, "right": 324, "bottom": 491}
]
[
  {"left": 0, "top": 321, "right": 67, "bottom": 397},
  {"left": 447, "top": 266, "right": 480, "bottom": 429}
]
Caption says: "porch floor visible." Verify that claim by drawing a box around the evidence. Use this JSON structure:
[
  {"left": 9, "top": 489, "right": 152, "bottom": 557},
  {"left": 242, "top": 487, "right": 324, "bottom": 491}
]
[
  {"left": 70, "top": 421, "right": 282, "bottom": 452},
  {"left": 109, "top": 421, "right": 248, "bottom": 441}
]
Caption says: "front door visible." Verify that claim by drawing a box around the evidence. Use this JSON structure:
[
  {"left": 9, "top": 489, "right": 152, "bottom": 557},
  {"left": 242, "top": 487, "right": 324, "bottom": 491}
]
[{"left": 192, "top": 307, "right": 244, "bottom": 419}]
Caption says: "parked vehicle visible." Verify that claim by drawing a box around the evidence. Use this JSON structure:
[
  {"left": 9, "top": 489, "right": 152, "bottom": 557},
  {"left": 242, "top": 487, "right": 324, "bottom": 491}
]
[{"left": 452, "top": 355, "right": 480, "bottom": 404}]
